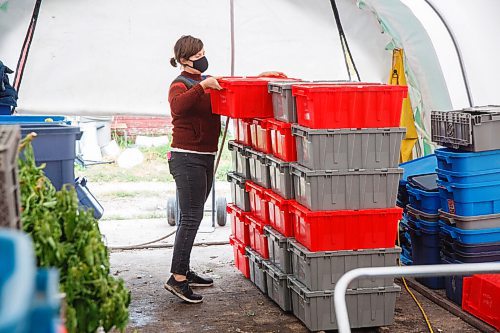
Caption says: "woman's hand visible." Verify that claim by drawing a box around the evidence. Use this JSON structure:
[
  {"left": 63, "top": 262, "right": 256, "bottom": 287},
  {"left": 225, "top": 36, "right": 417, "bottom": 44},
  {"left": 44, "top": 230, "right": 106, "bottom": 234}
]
[
  {"left": 200, "top": 77, "right": 222, "bottom": 90},
  {"left": 258, "top": 71, "right": 288, "bottom": 78}
]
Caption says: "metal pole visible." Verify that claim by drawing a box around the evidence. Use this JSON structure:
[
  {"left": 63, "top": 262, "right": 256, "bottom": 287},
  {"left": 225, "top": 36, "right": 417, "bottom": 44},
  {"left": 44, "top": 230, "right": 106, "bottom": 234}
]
[{"left": 334, "top": 263, "right": 500, "bottom": 333}]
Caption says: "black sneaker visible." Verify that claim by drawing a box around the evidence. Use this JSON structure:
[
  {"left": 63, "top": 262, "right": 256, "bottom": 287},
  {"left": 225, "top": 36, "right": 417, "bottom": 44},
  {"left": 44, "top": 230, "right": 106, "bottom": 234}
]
[
  {"left": 164, "top": 276, "right": 203, "bottom": 304},
  {"left": 187, "top": 270, "right": 214, "bottom": 287}
]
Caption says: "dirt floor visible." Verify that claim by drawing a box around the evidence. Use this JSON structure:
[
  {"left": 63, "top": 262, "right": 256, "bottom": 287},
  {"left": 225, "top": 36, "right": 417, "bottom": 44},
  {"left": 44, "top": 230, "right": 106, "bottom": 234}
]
[
  {"left": 110, "top": 246, "right": 481, "bottom": 333},
  {"left": 82, "top": 158, "right": 487, "bottom": 333}
]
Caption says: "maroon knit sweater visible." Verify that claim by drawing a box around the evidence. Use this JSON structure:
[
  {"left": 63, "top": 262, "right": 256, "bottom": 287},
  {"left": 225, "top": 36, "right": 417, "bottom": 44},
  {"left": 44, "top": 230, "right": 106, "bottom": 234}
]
[{"left": 168, "top": 71, "right": 221, "bottom": 153}]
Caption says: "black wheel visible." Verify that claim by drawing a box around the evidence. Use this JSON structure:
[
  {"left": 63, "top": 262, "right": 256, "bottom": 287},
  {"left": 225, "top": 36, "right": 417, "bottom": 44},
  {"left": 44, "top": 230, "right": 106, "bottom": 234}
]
[
  {"left": 167, "top": 196, "right": 177, "bottom": 226},
  {"left": 216, "top": 196, "right": 227, "bottom": 226}
]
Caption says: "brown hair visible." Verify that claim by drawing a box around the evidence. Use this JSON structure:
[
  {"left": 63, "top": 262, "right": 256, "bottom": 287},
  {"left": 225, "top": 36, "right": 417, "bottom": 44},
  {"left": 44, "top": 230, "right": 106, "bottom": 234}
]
[{"left": 170, "top": 35, "right": 204, "bottom": 67}]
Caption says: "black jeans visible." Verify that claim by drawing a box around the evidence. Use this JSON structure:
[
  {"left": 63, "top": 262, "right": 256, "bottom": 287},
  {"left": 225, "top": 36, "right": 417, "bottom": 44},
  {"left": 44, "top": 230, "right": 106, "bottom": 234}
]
[{"left": 168, "top": 152, "right": 215, "bottom": 275}]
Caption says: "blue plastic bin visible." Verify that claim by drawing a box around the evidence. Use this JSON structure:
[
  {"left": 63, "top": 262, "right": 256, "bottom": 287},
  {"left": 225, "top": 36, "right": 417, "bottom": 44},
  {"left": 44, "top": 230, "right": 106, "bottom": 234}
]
[
  {"left": 441, "top": 256, "right": 466, "bottom": 306},
  {"left": 0, "top": 230, "right": 36, "bottom": 333},
  {"left": 443, "top": 248, "right": 500, "bottom": 263},
  {"left": 406, "top": 184, "right": 441, "bottom": 214},
  {"left": 438, "top": 179, "right": 500, "bottom": 216},
  {"left": 448, "top": 239, "right": 500, "bottom": 254},
  {"left": 435, "top": 148, "right": 500, "bottom": 173},
  {"left": 398, "top": 155, "right": 438, "bottom": 206},
  {"left": 437, "top": 168, "right": 500, "bottom": 185},
  {"left": 439, "top": 221, "right": 500, "bottom": 244},
  {"left": 19, "top": 124, "right": 81, "bottom": 190},
  {"left": 400, "top": 154, "right": 438, "bottom": 180},
  {"left": 0, "top": 105, "right": 11, "bottom": 115},
  {"left": 408, "top": 223, "right": 444, "bottom": 289},
  {"left": 0, "top": 115, "right": 66, "bottom": 124}
]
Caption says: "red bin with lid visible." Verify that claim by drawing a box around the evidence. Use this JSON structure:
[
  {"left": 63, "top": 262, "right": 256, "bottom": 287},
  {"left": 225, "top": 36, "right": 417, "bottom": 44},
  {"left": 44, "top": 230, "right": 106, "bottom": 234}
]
[
  {"left": 265, "top": 189, "right": 294, "bottom": 237},
  {"left": 227, "top": 203, "right": 251, "bottom": 245},
  {"left": 230, "top": 236, "right": 250, "bottom": 278},
  {"left": 249, "top": 118, "right": 273, "bottom": 154},
  {"left": 245, "top": 181, "right": 270, "bottom": 223},
  {"left": 289, "top": 201, "right": 402, "bottom": 252},
  {"left": 462, "top": 274, "right": 500, "bottom": 330},
  {"left": 247, "top": 214, "right": 270, "bottom": 259},
  {"left": 267, "top": 119, "right": 297, "bottom": 162},
  {"left": 292, "top": 83, "right": 407, "bottom": 129},
  {"left": 211, "top": 77, "right": 295, "bottom": 118}
]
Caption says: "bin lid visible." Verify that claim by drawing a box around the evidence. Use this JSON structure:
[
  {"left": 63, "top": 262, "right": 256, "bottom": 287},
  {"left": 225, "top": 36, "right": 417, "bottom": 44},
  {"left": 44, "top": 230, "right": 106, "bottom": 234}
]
[
  {"left": 399, "top": 154, "right": 437, "bottom": 181},
  {"left": 407, "top": 173, "right": 438, "bottom": 192}
]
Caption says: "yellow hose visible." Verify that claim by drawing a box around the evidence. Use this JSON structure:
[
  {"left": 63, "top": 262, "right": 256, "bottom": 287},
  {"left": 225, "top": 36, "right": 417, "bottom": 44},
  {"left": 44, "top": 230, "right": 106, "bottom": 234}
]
[{"left": 398, "top": 220, "right": 435, "bottom": 333}]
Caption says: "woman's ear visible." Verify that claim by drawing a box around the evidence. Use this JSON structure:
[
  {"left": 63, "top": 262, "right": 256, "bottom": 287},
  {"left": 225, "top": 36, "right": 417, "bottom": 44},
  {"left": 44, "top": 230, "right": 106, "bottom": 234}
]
[{"left": 179, "top": 58, "right": 189, "bottom": 66}]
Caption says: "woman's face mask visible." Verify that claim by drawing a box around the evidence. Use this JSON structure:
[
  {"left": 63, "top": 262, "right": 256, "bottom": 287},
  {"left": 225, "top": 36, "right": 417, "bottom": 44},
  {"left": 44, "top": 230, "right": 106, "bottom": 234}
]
[{"left": 187, "top": 56, "right": 209, "bottom": 73}]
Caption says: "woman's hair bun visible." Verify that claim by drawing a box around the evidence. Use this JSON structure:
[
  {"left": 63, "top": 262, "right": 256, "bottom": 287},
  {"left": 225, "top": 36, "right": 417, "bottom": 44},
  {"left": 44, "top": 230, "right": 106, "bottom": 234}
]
[{"left": 170, "top": 57, "right": 177, "bottom": 67}]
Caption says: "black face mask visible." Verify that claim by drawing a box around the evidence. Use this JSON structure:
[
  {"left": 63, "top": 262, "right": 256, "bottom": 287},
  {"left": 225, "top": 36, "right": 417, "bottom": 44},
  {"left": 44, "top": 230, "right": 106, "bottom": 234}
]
[{"left": 187, "top": 56, "right": 209, "bottom": 73}]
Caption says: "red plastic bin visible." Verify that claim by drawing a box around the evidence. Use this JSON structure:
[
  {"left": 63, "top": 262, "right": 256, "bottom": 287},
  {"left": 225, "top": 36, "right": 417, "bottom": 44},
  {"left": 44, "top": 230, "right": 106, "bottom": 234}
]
[
  {"left": 462, "top": 274, "right": 500, "bottom": 330},
  {"left": 292, "top": 84, "right": 407, "bottom": 129},
  {"left": 234, "top": 118, "right": 252, "bottom": 146},
  {"left": 227, "top": 204, "right": 251, "bottom": 245},
  {"left": 247, "top": 214, "right": 270, "bottom": 259},
  {"left": 245, "top": 181, "right": 270, "bottom": 223},
  {"left": 267, "top": 119, "right": 297, "bottom": 162},
  {"left": 211, "top": 77, "right": 291, "bottom": 118},
  {"left": 289, "top": 201, "right": 402, "bottom": 252},
  {"left": 249, "top": 118, "right": 273, "bottom": 154},
  {"left": 230, "top": 236, "right": 250, "bottom": 278},
  {"left": 265, "top": 189, "right": 294, "bottom": 237}
]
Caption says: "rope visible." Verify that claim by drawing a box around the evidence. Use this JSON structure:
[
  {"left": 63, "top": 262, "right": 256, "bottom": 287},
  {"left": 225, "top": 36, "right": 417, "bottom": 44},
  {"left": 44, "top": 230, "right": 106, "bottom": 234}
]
[
  {"left": 13, "top": 0, "right": 43, "bottom": 95},
  {"left": 329, "top": 0, "right": 361, "bottom": 82}
]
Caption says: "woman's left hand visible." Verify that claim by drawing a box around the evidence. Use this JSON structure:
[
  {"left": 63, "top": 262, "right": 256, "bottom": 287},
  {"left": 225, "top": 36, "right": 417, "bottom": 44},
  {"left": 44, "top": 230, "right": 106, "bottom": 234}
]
[{"left": 258, "top": 71, "right": 288, "bottom": 78}]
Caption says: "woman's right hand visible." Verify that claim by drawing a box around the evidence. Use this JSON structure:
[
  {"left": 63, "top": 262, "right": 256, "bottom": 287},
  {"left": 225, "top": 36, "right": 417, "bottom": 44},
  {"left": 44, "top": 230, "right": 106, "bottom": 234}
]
[{"left": 200, "top": 77, "right": 222, "bottom": 90}]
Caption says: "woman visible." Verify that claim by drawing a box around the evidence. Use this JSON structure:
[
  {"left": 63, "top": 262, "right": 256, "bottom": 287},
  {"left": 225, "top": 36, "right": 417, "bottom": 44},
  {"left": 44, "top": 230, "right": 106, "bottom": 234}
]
[{"left": 165, "top": 35, "right": 284, "bottom": 303}]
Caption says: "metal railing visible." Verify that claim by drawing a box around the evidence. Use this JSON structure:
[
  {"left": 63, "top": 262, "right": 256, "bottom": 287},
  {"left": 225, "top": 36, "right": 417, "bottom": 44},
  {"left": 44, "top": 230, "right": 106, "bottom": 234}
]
[{"left": 333, "top": 263, "right": 500, "bottom": 333}]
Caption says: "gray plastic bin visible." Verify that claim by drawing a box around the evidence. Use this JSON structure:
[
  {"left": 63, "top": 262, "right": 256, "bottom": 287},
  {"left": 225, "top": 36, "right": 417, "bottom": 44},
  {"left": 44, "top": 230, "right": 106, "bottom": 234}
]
[
  {"left": 406, "top": 205, "right": 439, "bottom": 223},
  {"left": 289, "top": 277, "right": 400, "bottom": 332},
  {"left": 0, "top": 125, "right": 21, "bottom": 229},
  {"left": 293, "top": 125, "right": 405, "bottom": 171},
  {"left": 268, "top": 81, "right": 307, "bottom": 123},
  {"left": 264, "top": 225, "right": 292, "bottom": 274},
  {"left": 228, "top": 140, "right": 250, "bottom": 179},
  {"left": 267, "top": 155, "right": 294, "bottom": 199},
  {"left": 246, "top": 247, "right": 267, "bottom": 294},
  {"left": 263, "top": 260, "right": 292, "bottom": 312},
  {"left": 227, "top": 172, "right": 250, "bottom": 211},
  {"left": 291, "top": 164, "right": 403, "bottom": 211},
  {"left": 289, "top": 239, "right": 400, "bottom": 291},
  {"left": 247, "top": 148, "right": 271, "bottom": 189},
  {"left": 431, "top": 106, "right": 500, "bottom": 152},
  {"left": 439, "top": 209, "right": 500, "bottom": 230}
]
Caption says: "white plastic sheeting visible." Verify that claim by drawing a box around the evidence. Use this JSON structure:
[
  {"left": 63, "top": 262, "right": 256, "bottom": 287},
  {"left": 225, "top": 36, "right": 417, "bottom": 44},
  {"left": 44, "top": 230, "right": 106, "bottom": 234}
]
[
  {"left": 2, "top": 0, "right": 392, "bottom": 116},
  {"left": 0, "top": 0, "right": 499, "bottom": 122},
  {"left": 0, "top": 0, "right": 33, "bottom": 71}
]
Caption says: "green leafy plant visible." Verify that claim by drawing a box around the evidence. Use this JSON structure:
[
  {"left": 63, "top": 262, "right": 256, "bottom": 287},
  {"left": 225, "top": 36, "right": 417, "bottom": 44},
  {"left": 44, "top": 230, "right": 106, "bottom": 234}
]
[{"left": 19, "top": 133, "right": 130, "bottom": 333}]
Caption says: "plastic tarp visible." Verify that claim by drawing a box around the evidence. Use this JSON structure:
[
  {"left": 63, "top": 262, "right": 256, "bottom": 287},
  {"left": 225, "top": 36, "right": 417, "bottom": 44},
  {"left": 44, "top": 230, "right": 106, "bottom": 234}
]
[
  {"left": 0, "top": 0, "right": 499, "bottom": 137},
  {"left": 0, "top": 0, "right": 393, "bottom": 116}
]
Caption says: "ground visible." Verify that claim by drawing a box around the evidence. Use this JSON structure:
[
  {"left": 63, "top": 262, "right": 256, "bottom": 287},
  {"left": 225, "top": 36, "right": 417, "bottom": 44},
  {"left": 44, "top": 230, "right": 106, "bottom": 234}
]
[{"left": 78, "top": 144, "right": 485, "bottom": 333}]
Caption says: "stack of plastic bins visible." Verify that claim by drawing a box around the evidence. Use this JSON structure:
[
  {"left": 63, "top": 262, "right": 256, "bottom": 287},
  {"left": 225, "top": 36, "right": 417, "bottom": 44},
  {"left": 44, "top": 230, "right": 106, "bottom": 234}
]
[
  {"left": 405, "top": 173, "right": 444, "bottom": 289},
  {"left": 217, "top": 78, "right": 296, "bottom": 284},
  {"left": 431, "top": 107, "right": 500, "bottom": 307},
  {"left": 0, "top": 125, "right": 21, "bottom": 229},
  {"left": 281, "top": 82, "right": 407, "bottom": 331},
  {"left": 396, "top": 155, "right": 438, "bottom": 264}
]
